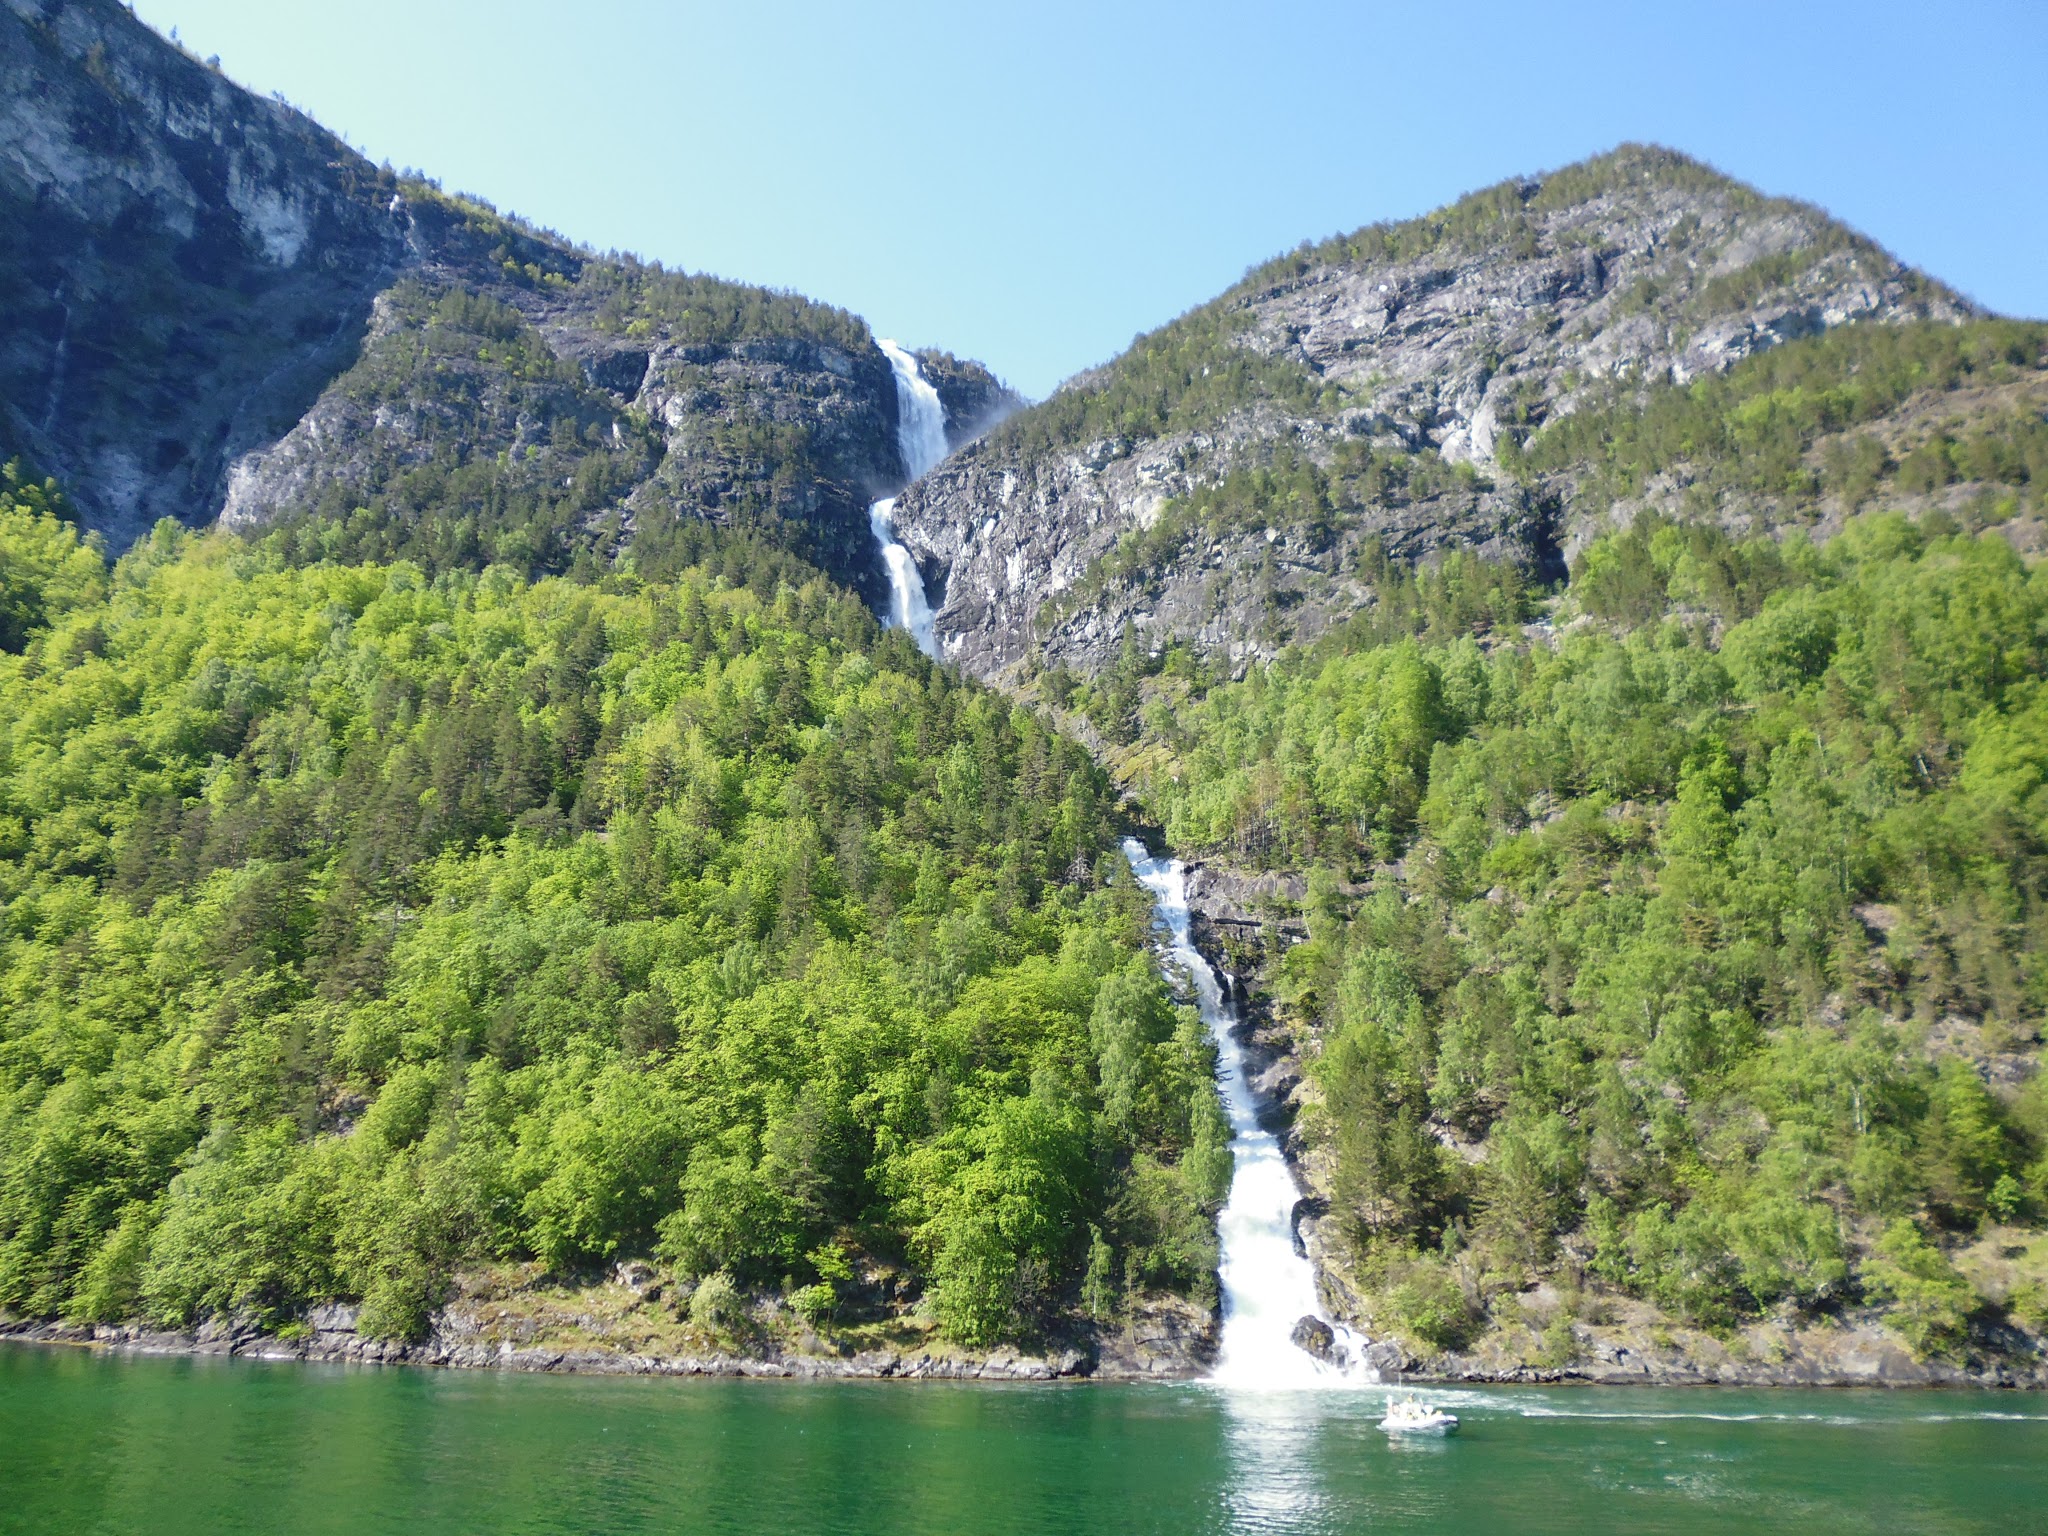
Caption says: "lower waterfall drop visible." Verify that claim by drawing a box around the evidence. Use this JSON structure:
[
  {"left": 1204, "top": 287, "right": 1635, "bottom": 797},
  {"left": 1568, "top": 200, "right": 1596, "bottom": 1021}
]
[
  {"left": 868, "top": 499, "right": 937, "bottom": 657},
  {"left": 1122, "top": 837, "right": 1371, "bottom": 1389},
  {"left": 867, "top": 339, "right": 949, "bottom": 658}
]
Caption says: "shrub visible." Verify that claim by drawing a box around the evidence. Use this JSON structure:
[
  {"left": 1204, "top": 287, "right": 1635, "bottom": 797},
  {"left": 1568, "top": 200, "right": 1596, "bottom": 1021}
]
[
  {"left": 1375, "top": 1251, "right": 1479, "bottom": 1353},
  {"left": 688, "top": 1271, "right": 751, "bottom": 1339},
  {"left": 1862, "top": 1221, "right": 1976, "bottom": 1358},
  {"left": 788, "top": 1282, "right": 836, "bottom": 1328}
]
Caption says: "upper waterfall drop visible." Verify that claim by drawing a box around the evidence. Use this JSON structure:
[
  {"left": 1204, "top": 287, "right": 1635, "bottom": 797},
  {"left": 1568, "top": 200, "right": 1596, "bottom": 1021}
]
[
  {"left": 880, "top": 338, "right": 950, "bottom": 482},
  {"left": 1121, "top": 838, "right": 1373, "bottom": 1390},
  {"left": 868, "top": 339, "right": 948, "bottom": 657}
]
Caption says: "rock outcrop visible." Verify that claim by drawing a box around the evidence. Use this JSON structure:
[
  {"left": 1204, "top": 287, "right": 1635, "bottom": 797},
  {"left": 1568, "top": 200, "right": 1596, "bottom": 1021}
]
[
  {"left": 1092, "top": 1295, "right": 1222, "bottom": 1378},
  {"left": 916, "top": 348, "right": 1022, "bottom": 448},
  {"left": 1289, "top": 1314, "right": 1342, "bottom": 1367}
]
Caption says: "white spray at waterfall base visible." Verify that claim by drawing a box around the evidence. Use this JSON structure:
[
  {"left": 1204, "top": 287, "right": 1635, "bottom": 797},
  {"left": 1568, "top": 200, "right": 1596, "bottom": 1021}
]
[
  {"left": 1122, "top": 838, "right": 1375, "bottom": 1389},
  {"left": 867, "top": 340, "right": 949, "bottom": 658}
]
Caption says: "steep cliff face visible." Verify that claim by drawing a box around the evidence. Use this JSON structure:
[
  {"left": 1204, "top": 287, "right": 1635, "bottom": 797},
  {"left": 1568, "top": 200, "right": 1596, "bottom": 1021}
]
[
  {"left": 916, "top": 349, "right": 1022, "bottom": 450},
  {"left": 0, "top": 0, "right": 406, "bottom": 550},
  {"left": 213, "top": 192, "right": 914, "bottom": 601},
  {"left": 889, "top": 146, "right": 1977, "bottom": 683},
  {"left": 0, "top": 0, "right": 1009, "bottom": 606}
]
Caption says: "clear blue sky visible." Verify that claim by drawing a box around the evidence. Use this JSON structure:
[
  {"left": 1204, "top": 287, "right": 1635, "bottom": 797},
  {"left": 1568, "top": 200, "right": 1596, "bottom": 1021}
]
[{"left": 133, "top": 0, "right": 2046, "bottom": 400}]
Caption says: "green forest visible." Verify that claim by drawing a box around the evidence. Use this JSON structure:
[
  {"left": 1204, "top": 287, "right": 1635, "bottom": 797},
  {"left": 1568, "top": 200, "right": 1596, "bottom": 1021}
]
[
  {"left": 1114, "top": 509, "right": 2048, "bottom": 1354},
  {"left": 5, "top": 138, "right": 2047, "bottom": 1369},
  {"left": 0, "top": 476, "right": 1229, "bottom": 1350}
]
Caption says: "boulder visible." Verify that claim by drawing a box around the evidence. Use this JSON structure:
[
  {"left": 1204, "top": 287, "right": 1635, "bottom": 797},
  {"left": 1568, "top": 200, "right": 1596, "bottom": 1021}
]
[
  {"left": 1290, "top": 1314, "right": 1343, "bottom": 1366},
  {"left": 1363, "top": 1339, "right": 1412, "bottom": 1379}
]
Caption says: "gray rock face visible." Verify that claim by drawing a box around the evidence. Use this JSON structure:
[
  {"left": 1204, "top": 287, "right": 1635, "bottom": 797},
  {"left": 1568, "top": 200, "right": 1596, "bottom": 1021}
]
[
  {"left": 888, "top": 145, "right": 1975, "bottom": 683},
  {"left": 0, "top": 0, "right": 405, "bottom": 549},
  {"left": 1092, "top": 1294, "right": 1222, "bottom": 1378},
  {"left": 915, "top": 349, "right": 1023, "bottom": 449},
  {"left": 214, "top": 250, "right": 915, "bottom": 603}
]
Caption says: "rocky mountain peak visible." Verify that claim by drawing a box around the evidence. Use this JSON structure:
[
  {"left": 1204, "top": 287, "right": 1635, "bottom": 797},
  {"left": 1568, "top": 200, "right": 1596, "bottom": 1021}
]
[
  {"left": 0, "top": 0, "right": 407, "bottom": 548},
  {"left": 888, "top": 142, "right": 1977, "bottom": 683}
]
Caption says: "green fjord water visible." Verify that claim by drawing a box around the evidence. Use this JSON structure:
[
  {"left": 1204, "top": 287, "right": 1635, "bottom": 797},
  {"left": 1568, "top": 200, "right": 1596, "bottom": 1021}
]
[{"left": 3, "top": 1346, "right": 2044, "bottom": 1535}]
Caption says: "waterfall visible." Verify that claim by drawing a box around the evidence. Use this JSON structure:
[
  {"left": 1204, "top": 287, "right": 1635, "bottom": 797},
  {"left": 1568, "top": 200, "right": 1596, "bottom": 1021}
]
[
  {"left": 869, "top": 499, "right": 937, "bottom": 658},
  {"left": 860, "top": 329, "right": 1372, "bottom": 1384},
  {"left": 868, "top": 339, "right": 948, "bottom": 658},
  {"left": 879, "top": 337, "right": 950, "bottom": 482},
  {"left": 1121, "top": 838, "right": 1372, "bottom": 1389}
]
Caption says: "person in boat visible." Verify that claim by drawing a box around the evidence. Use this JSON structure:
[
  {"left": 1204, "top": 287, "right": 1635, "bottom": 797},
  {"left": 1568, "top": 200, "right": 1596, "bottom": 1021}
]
[{"left": 1379, "top": 1397, "right": 1459, "bottom": 1434}]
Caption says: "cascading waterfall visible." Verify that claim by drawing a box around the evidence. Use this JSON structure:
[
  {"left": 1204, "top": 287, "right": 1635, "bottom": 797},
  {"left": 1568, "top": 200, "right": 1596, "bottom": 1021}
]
[
  {"left": 868, "top": 339, "right": 949, "bottom": 658},
  {"left": 879, "top": 336, "right": 950, "bottom": 480},
  {"left": 860, "top": 330, "right": 1373, "bottom": 1388},
  {"left": 1122, "top": 838, "right": 1373, "bottom": 1389}
]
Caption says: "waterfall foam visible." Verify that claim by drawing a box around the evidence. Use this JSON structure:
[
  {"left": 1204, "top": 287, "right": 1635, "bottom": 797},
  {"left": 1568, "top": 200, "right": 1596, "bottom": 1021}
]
[
  {"left": 867, "top": 339, "right": 949, "bottom": 658},
  {"left": 1121, "top": 838, "right": 1373, "bottom": 1389}
]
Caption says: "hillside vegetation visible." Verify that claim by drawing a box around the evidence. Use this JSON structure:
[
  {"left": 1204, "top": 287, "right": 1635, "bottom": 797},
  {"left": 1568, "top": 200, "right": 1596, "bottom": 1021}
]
[
  {"left": 1106, "top": 504, "right": 2048, "bottom": 1359},
  {"left": 0, "top": 484, "right": 1227, "bottom": 1352},
  {"left": 1507, "top": 318, "right": 2048, "bottom": 521}
]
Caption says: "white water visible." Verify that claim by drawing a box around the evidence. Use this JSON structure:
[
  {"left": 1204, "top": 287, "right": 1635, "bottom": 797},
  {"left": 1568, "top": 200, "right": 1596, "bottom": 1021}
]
[
  {"left": 1121, "top": 838, "right": 1372, "bottom": 1389},
  {"left": 868, "top": 339, "right": 949, "bottom": 658},
  {"left": 879, "top": 337, "right": 950, "bottom": 481}
]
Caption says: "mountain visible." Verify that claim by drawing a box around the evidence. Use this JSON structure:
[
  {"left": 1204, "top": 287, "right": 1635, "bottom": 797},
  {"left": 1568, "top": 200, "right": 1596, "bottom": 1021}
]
[
  {"left": 1, "top": 1, "right": 1225, "bottom": 1379},
  {"left": 4, "top": 0, "right": 2047, "bottom": 1387},
  {"left": 891, "top": 145, "right": 2023, "bottom": 683},
  {"left": 898, "top": 149, "right": 2046, "bottom": 1381},
  {"left": 0, "top": 0, "right": 404, "bottom": 550},
  {"left": 0, "top": 0, "right": 1018, "bottom": 602}
]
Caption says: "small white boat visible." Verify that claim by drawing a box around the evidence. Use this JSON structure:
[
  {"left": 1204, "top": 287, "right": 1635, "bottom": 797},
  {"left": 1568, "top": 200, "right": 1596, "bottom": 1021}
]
[{"left": 1378, "top": 1397, "right": 1459, "bottom": 1435}]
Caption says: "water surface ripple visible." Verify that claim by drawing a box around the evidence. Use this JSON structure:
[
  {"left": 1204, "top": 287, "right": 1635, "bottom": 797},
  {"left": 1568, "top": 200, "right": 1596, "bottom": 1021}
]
[{"left": 4, "top": 1346, "right": 2043, "bottom": 1535}]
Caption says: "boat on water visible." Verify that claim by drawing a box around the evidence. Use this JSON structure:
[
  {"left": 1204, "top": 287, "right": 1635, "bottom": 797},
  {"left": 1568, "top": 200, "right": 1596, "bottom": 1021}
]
[{"left": 1378, "top": 1397, "right": 1459, "bottom": 1435}]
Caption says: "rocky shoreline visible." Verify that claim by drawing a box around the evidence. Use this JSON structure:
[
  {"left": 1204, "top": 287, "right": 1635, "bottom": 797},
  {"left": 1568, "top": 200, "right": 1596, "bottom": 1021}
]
[
  {"left": 0, "top": 1314, "right": 1095, "bottom": 1382},
  {"left": 0, "top": 1278, "right": 1218, "bottom": 1385},
  {"left": 1397, "top": 1316, "right": 2048, "bottom": 1390},
  {"left": 12, "top": 1304, "right": 2038, "bottom": 1391}
]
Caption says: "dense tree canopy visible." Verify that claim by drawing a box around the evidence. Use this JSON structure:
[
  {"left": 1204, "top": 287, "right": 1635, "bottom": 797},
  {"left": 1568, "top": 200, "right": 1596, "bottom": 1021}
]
[
  {"left": 1122, "top": 510, "right": 2048, "bottom": 1351},
  {"left": 0, "top": 499, "right": 1221, "bottom": 1347}
]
